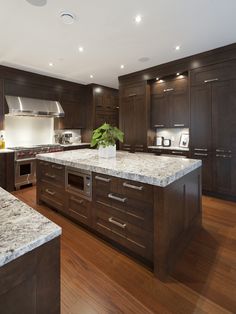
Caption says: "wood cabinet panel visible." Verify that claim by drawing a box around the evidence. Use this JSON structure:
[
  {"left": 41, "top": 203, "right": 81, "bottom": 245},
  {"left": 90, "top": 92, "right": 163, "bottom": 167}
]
[
  {"left": 0, "top": 79, "right": 4, "bottom": 129},
  {"left": 212, "top": 80, "right": 236, "bottom": 152},
  {"left": 151, "top": 76, "right": 189, "bottom": 128},
  {"left": 67, "top": 192, "right": 91, "bottom": 226},
  {"left": 191, "top": 59, "right": 236, "bottom": 86},
  {"left": 0, "top": 152, "right": 14, "bottom": 192}
]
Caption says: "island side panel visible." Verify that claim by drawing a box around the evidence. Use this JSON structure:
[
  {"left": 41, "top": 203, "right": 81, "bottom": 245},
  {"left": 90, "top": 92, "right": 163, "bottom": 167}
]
[
  {"left": 153, "top": 167, "right": 202, "bottom": 280},
  {"left": 0, "top": 237, "right": 60, "bottom": 314}
]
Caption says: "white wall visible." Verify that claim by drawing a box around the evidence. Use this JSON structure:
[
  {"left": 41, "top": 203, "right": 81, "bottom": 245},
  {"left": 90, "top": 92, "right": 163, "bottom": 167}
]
[{"left": 4, "top": 116, "right": 54, "bottom": 147}]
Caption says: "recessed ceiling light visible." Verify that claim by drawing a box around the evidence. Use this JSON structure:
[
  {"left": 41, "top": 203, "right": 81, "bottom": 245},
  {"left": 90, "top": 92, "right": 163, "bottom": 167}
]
[
  {"left": 49, "top": 62, "right": 53, "bottom": 67},
  {"left": 176, "top": 72, "right": 180, "bottom": 76},
  {"left": 120, "top": 64, "right": 124, "bottom": 69},
  {"left": 26, "top": 0, "right": 47, "bottom": 6},
  {"left": 78, "top": 46, "right": 84, "bottom": 52},
  {"left": 175, "top": 45, "right": 180, "bottom": 51},
  {"left": 135, "top": 15, "right": 142, "bottom": 24},
  {"left": 156, "top": 77, "right": 159, "bottom": 81},
  {"left": 60, "top": 11, "right": 76, "bottom": 25},
  {"left": 90, "top": 74, "right": 94, "bottom": 79}
]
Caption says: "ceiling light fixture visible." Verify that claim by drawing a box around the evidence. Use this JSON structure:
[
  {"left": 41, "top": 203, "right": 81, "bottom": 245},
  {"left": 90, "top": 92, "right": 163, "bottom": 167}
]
[
  {"left": 175, "top": 45, "right": 180, "bottom": 51},
  {"left": 60, "top": 11, "right": 76, "bottom": 25},
  {"left": 49, "top": 62, "right": 53, "bottom": 67},
  {"left": 176, "top": 72, "right": 180, "bottom": 76},
  {"left": 26, "top": 0, "right": 47, "bottom": 6},
  {"left": 78, "top": 46, "right": 84, "bottom": 52},
  {"left": 135, "top": 14, "right": 142, "bottom": 24},
  {"left": 120, "top": 65, "right": 124, "bottom": 69},
  {"left": 90, "top": 74, "right": 94, "bottom": 79},
  {"left": 156, "top": 77, "right": 159, "bottom": 81}
]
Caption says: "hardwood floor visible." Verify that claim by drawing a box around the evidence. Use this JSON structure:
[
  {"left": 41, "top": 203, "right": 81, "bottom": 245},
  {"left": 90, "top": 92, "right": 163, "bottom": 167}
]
[{"left": 13, "top": 187, "right": 236, "bottom": 314}]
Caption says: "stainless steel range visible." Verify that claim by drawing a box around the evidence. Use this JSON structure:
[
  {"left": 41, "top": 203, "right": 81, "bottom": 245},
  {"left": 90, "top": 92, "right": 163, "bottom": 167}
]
[{"left": 9, "top": 144, "right": 63, "bottom": 190}]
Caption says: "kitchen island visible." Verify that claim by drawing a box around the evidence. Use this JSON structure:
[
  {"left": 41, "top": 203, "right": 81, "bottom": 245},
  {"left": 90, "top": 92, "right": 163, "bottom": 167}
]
[
  {"left": 36, "top": 149, "right": 202, "bottom": 280},
  {"left": 0, "top": 188, "right": 61, "bottom": 314}
]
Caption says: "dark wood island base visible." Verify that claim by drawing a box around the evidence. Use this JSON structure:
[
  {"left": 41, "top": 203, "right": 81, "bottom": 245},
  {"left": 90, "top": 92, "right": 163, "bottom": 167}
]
[
  {"left": 0, "top": 237, "right": 60, "bottom": 314},
  {"left": 36, "top": 157, "right": 201, "bottom": 281}
]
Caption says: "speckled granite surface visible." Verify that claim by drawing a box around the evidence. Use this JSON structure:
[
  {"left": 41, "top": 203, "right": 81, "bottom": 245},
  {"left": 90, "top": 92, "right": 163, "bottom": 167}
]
[
  {"left": 0, "top": 188, "right": 61, "bottom": 267},
  {"left": 37, "top": 149, "right": 201, "bottom": 187}
]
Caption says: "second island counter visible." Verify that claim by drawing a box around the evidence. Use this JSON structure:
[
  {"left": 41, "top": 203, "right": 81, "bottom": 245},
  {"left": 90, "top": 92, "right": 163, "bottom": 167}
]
[{"left": 36, "top": 149, "right": 202, "bottom": 280}]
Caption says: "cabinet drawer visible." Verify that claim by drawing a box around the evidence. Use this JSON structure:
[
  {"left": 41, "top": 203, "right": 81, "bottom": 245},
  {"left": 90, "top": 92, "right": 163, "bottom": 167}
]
[
  {"left": 39, "top": 182, "right": 65, "bottom": 212},
  {"left": 191, "top": 60, "right": 236, "bottom": 85},
  {"left": 93, "top": 173, "right": 113, "bottom": 193},
  {"left": 119, "top": 178, "right": 153, "bottom": 204},
  {"left": 94, "top": 202, "right": 153, "bottom": 261},
  {"left": 67, "top": 193, "right": 91, "bottom": 226}
]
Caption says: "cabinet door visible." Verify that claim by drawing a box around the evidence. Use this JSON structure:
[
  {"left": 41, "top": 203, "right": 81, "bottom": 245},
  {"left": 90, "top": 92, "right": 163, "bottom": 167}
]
[
  {"left": 120, "top": 96, "right": 134, "bottom": 151},
  {"left": 213, "top": 154, "right": 236, "bottom": 196},
  {"left": 192, "top": 152, "right": 213, "bottom": 191},
  {"left": 151, "top": 94, "right": 168, "bottom": 128},
  {"left": 190, "top": 84, "right": 212, "bottom": 150},
  {"left": 212, "top": 80, "right": 236, "bottom": 152},
  {"left": 169, "top": 78, "right": 189, "bottom": 127},
  {"left": 134, "top": 95, "right": 147, "bottom": 151},
  {"left": 0, "top": 79, "right": 4, "bottom": 130},
  {"left": 60, "top": 100, "right": 86, "bottom": 129}
]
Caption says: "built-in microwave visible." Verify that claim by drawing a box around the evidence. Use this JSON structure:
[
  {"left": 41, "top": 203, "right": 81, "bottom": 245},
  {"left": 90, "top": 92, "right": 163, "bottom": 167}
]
[{"left": 65, "top": 167, "right": 92, "bottom": 200}]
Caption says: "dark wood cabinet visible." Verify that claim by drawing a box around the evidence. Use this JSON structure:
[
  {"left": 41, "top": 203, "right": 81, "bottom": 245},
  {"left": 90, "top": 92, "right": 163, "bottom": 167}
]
[
  {"left": 190, "top": 65, "right": 236, "bottom": 197},
  {"left": 58, "top": 99, "right": 86, "bottom": 129},
  {"left": 151, "top": 76, "right": 189, "bottom": 128},
  {"left": 0, "top": 152, "right": 14, "bottom": 192},
  {"left": 119, "top": 81, "right": 147, "bottom": 152},
  {"left": 0, "top": 79, "right": 4, "bottom": 130}
]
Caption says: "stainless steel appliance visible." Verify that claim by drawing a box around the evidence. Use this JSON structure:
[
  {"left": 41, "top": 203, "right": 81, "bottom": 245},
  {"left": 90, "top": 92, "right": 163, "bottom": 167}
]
[
  {"left": 9, "top": 144, "right": 63, "bottom": 190},
  {"left": 65, "top": 167, "right": 92, "bottom": 200}
]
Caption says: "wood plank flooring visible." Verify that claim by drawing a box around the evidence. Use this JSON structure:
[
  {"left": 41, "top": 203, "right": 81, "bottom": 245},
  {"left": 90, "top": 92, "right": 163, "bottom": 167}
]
[{"left": 13, "top": 187, "right": 236, "bottom": 314}]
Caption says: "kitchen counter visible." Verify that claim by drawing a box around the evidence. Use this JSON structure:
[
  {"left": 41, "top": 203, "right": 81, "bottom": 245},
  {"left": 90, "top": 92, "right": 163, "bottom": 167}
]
[
  {"left": 0, "top": 187, "right": 61, "bottom": 267},
  {"left": 37, "top": 149, "right": 201, "bottom": 187},
  {"left": 59, "top": 142, "right": 90, "bottom": 148},
  {"left": 148, "top": 146, "right": 189, "bottom": 151},
  {"left": 0, "top": 149, "right": 14, "bottom": 153}
]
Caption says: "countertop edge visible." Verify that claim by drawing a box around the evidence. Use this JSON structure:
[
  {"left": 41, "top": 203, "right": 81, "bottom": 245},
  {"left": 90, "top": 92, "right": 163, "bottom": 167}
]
[{"left": 37, "top": 154, "right": 202, "bottom": 187}]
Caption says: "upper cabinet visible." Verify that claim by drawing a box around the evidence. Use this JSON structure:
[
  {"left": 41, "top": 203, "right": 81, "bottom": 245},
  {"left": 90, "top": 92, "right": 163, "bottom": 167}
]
[
  {"left": 0, "top": 79, "right": 4, "bottom": 130},
  {"left": 151, "top": 75, "right": 189, "bottom": 128}
]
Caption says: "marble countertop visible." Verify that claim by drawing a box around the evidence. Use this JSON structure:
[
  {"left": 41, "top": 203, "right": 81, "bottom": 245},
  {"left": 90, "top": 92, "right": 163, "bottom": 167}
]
[
  {"left": 148, "top": 146, "right": 189, "bottom": 152},
  {"left": 60, "top": 143, "right": 90, "bottom": 147},
  {"left": 0, "top": 188, "right": 61, "bottom": 267},
  {"left": 0, "top": 149, "right": 14, "bottom": 153},
  {"left": 37, "top": 149, "right": 201, "bottom": 187}
]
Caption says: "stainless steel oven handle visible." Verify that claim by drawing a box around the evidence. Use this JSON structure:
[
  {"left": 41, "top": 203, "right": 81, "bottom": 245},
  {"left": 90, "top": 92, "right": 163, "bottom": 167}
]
[
  {"left": 108, "top": 217, "right": 126, "bottom": 229},
  {"left": 123, "top": 182, "right": 143, "bottom": 191},
  {"left": 108, "top": 193, "right": 127, "bottom": 203},
  {"left": 95, "top": 175, "right": 111, "bottom": 183}
]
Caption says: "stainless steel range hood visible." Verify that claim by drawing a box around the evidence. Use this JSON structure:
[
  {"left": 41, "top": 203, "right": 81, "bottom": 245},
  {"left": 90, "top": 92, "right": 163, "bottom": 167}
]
[{"left": 5, "top": 95, "right": 65, "bottom": 117}]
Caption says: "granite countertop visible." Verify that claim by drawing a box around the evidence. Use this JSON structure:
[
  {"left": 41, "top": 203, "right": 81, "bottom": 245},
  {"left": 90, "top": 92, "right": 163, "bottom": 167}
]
[
  {"left": 148, "top": 146, "right": 189, "bottom": 152},
  {"left": 37, "top": 149, "right": 201, "bottom": 187},
  {"left": 0, "top": 149, "right": 14, "bottom": 153},
  {"left": 0, "top": 188, "right": 61, "bottom": 267}
]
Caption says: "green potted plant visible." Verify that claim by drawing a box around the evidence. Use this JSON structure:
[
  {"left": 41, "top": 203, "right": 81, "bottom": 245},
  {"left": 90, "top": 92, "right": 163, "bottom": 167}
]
[{"left": 91, "top": 123, "right": 124, "bottom": 158}]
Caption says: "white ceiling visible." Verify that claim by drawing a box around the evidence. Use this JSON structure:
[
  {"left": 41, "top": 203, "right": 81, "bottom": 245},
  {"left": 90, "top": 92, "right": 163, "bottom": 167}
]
[{"left": 0, "top": 0, "right": 236, "bottom": 88}]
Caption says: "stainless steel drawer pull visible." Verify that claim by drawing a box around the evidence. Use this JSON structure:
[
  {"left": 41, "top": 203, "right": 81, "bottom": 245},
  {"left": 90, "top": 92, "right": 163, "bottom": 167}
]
[
  {"left": 174, "top": 124, "right": 185, "bottom": 127},
  {"left": 216, "top": 154, "right": 232, "bottom": 158},
  {"left": 194, "top": 153, "right": 208, "bottom": 157},
  {"left": 128, "top": 93, "right": 137, "bottom": 97},
  {"left": 45, "top": 189, "right": 55, "bottom": 196},
  {"left": 45, "top": 173, "right": 56, "bottom": 179},
  {"left": 154, "top": 124, "right": 164, "bottom": 127},
  {"left": 52, "top": 165, "right": 63, "bottom": 170},
  {"left": 123, "top": 182, "right": 143, "bottom": 191},
  {"left": 194, "top": 148, "right": 208, "bottom": 151},
  {"left": 108, "top": 193, "right": 127, "bottom": 203},
  {"left": 108, "top": 217, "right": 126, "bottom": 229},
  {"left": 204, "top": 78, "right": 218, "bottom": 83},
  {"left": 95, "top": 175, "right": 111, "bottom": 183},
  {"left": 71, "top": 196, "right": 84, "bottom": 205},
  {"left": 172, "top": 151, "right": 184, "bottom": 154},
  {"left": 216, "top": 149, "right": 225, "bottom": 152},
  {"left": 163, "top": 88, "right": 174, "bottom": 92}
]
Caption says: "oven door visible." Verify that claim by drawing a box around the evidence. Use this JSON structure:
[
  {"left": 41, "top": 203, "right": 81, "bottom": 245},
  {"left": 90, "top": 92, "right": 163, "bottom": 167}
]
[{"left": 15, "top": 158, "right": 36, "bottom": 189}]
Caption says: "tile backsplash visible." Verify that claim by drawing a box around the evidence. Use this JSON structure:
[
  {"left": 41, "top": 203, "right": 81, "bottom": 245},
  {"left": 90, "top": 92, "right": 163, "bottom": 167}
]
[{"left": 155, "top": 128, "right": 189, "bottom": 147}]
